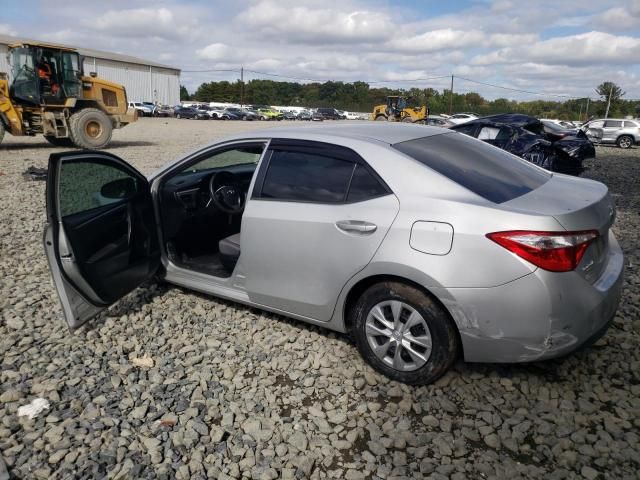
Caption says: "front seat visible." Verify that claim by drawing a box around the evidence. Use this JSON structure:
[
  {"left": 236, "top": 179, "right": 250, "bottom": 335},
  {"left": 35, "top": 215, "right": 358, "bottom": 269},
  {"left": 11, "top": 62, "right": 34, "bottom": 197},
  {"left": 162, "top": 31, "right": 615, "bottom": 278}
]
[{"left": 219, "top": 233, "right": 241, "bottom": 272}]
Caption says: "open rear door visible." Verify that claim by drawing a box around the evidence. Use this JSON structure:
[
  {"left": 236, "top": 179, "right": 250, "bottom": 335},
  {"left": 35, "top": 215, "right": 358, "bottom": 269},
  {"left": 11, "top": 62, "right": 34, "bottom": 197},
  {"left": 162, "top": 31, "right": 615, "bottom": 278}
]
[{"left": 43, "top": 151, "right": 160, "bottom": 328}]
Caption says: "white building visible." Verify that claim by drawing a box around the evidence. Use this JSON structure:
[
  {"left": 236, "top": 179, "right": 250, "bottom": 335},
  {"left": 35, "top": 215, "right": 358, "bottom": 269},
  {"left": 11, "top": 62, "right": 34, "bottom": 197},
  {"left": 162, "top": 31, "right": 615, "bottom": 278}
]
[{"left": 0, "top": 34, "right": 180, "bottom": 105}]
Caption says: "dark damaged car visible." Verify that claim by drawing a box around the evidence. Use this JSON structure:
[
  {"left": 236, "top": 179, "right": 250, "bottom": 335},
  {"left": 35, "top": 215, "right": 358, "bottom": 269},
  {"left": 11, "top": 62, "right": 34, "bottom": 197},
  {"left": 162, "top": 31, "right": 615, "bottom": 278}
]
[{"left": 450, "top": 114, "right": 595, "bottom": 176}]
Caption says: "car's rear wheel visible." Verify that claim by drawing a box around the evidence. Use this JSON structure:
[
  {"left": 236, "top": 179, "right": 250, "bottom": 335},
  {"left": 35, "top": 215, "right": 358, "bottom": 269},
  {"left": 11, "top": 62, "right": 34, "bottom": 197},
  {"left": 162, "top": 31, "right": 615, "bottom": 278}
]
[
  {"left": 351, "top": 281, "right": 459, "bottom": 385},
  {"left": 617, "top": 135, "right": 633, "bottom": 149}
]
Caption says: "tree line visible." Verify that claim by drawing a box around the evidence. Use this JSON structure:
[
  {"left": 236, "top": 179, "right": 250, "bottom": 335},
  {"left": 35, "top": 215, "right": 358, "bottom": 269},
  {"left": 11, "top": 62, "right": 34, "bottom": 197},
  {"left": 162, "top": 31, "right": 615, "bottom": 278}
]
[{"left": 180, "top": 80, "right": 638, "bottom": 120}]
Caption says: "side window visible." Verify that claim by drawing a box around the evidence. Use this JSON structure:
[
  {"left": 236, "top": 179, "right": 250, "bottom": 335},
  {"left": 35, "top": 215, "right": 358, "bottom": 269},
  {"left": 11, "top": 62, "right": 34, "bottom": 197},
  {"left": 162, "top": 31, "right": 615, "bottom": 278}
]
[
  {"left": 623, "top": 121, "right": 637, "bottom": 128},
  {"left": 59, "top": 161, "right": 139, "bottom": 217},
  {"left": 184, "top": 145, "right": 264, "bottom": 172},
  {"left": 347, "top": 165, "right": 388, "bottom": 203},
  {"left": 603, "top": 120, "right": 622, "bottom": 128},
  {"left": 588, "top": 121, "right": 604, "bottom": 129},
  {"left": 261, "top": 150, "right": 354, "bottom": 203}
]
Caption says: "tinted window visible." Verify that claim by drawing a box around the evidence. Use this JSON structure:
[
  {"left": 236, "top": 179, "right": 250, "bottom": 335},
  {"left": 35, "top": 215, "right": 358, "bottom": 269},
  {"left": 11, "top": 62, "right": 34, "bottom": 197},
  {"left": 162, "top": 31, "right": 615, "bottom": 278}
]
[
  {"left": 604, "top": 120, "right": 623, "bottom": 128},
  {"left": 393, "top": 133, "right": 550, "bottom": 204},
  {"left": 624, "top": 121, "right": 638, "bottom": 128},
  {"left": 183, "top": 145, "right": 264, "bottom": 173},
  {"left": 347, "top": 165, "right": 388, "bottom": 202},
  {"left": 261, "top": 150, "right": 354, "bottom": 203},
  {"left": 59, "top": 161, "right": 139, "bottom": 217}
]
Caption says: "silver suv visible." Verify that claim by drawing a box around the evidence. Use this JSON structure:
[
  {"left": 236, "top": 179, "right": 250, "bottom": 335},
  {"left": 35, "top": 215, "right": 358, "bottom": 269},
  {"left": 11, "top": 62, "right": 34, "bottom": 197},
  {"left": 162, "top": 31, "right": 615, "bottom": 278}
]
[{"left": 582, "top": 118, "right": 640, "bottom": 149}]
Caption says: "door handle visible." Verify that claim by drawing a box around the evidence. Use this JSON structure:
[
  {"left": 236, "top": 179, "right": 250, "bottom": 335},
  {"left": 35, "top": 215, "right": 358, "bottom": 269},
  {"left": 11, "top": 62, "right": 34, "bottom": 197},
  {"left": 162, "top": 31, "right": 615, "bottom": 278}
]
[{"left": 336, "top": 220, "right": 377, "bottom": 234}]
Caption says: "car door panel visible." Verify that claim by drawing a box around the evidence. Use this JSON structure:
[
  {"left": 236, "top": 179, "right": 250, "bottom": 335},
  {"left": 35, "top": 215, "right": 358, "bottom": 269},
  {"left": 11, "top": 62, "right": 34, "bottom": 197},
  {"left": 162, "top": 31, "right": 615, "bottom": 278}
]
[
  {"left": 44, "top": 152, "right": 160, "bottom": 328},
  {"left": 240, "top": 196, "right": 399, "bottom": 321}
]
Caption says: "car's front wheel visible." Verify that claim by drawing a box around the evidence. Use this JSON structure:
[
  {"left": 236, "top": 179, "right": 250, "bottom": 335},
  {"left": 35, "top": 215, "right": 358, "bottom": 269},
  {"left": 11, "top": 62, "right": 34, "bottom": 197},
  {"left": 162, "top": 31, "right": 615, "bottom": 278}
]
[
  {"left": 617, "top": 135, "right": 634, "bottom": 149},
  {"left": 351, "top": 281, "right": 459, "bottom": 385}
]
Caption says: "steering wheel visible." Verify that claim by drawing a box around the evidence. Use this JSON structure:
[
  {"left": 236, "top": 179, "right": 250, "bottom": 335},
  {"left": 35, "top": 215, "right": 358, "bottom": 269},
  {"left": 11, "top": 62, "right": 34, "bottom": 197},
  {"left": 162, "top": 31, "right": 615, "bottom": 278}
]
[{"left": 208, "top": 171, "right": 246, "bottom": 214}]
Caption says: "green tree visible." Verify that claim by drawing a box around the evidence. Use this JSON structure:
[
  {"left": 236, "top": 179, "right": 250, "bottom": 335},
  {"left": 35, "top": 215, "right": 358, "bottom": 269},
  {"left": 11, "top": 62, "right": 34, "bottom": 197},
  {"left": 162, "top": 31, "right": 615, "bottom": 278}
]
[{"left": 179, "top": 85, "right": 191, "bottom": 101}]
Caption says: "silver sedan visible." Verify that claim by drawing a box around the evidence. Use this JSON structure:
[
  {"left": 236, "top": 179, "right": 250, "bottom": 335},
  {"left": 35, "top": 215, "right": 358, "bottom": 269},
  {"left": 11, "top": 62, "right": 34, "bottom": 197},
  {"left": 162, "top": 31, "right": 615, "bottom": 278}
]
[{"left": 43, "top": 123, "right": 624, "bottom": 384}]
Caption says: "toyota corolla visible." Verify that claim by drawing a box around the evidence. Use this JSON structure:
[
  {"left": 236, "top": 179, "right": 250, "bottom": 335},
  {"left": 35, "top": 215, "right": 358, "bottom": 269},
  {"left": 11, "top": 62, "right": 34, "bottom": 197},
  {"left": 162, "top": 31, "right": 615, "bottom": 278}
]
[{"left": 43, "top": 124, "right": 624, "bottom": 385}]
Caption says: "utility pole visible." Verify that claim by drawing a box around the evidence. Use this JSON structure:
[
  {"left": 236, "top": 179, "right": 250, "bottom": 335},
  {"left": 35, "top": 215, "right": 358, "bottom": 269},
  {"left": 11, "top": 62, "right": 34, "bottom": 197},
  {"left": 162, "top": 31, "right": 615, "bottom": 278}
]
[
  {"left": 578, "top": 101, "right": 583, "bottom": 122},
  {"left": 449, "top": 74, "right": 454, "bottom": 115},
  {"left": 240, "top": 66, "right": 244, "bottom": 107},
  {"left": 604, "top": 84, "right": 613, "bottom": 119},
  {"left": 585, "top": 97, "right": 590, "bottom": 121}
]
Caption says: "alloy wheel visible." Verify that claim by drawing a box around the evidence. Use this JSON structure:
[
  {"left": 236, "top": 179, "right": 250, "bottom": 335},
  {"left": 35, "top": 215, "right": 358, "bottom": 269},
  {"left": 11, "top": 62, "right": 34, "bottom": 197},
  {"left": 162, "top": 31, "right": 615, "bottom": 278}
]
[{"left": 365, "top": 300, "right": 433, "bottom": 371}]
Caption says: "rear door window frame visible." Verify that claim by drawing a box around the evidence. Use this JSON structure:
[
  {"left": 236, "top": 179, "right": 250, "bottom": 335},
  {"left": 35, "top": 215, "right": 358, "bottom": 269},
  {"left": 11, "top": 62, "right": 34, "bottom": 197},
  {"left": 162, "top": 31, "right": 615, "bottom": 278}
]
[{"left": 252, "top": 139, "right": 392, "bottom": 205}]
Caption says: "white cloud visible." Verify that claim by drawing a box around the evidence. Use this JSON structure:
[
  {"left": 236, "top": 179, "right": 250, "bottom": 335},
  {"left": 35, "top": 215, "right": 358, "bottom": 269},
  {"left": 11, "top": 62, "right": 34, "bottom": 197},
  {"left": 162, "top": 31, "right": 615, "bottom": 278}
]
[
  {"left": 596, "top": 2, "right": 640, "bottom": 31},
  {"left": 196, "top": 43, "right": 235, "bottom": 61},
  {"left": 0, "top": 23, "right": 17, "bottom": 36},
  {"left": 241, "top": 0, "right": 393, "bottom": 44},
  {"left": 472, "top": 31, "right": 640, "bottom": 66},
  {"left": 88, "top": 7, "right": 200, "bottom": 41},
  {"left": 386, "top": 29, "right": 485, "bottom": 53}
]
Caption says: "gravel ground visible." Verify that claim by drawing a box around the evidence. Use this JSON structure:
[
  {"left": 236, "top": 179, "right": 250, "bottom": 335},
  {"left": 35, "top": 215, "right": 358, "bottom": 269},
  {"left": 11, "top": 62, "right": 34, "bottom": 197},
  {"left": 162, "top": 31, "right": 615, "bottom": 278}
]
[{"left": 1, "top": 119, "right": 639, "bottom": 480}]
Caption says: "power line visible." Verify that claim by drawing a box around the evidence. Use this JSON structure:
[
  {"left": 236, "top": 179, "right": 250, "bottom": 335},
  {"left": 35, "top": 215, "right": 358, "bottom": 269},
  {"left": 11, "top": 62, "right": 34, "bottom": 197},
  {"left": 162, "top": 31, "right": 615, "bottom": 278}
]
[
  {"left": 181, "top": 68, "right": 240, "bottom": 73},
  {"left": 455, "top": 76, "right": 580, "bottom": 99}
]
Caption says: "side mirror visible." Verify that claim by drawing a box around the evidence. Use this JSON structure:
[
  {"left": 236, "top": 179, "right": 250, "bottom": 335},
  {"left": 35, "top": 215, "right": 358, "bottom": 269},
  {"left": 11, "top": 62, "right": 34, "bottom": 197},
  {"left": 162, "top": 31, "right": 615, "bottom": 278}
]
[{"left": 100, "top": 177, "right": 137, "bottom": 200}]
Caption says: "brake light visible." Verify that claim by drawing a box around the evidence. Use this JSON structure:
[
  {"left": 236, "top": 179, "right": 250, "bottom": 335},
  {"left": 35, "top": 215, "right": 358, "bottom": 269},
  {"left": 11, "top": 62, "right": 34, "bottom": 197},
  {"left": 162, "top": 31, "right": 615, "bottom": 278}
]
[{"left": 486, "top": 230, "right": 599, "bottom": 272}]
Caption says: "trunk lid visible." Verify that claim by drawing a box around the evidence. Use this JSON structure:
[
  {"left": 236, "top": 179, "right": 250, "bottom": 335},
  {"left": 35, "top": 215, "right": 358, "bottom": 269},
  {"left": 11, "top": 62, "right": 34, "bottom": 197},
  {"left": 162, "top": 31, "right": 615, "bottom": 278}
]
[{"left": 502, "top": 174, "right": 615, "bottom": 282}]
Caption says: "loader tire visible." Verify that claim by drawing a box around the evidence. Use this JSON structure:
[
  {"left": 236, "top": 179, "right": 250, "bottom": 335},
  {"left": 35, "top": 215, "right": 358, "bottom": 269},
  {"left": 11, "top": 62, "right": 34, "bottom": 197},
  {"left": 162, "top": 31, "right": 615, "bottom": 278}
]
[
  {"left": 401, "top": 117, "right": 414, "bottom": 123},
  {"left": 374, "top": 115, "right": 387, "bottom": 121},
  {"left": 0, "top": 121, "right": 5, "bottom": 145},
  {"left": 69, "top": 108, "right": 113, "bottom": 149},
  {"left": 44, "top": 136, "right": 74, "bottom": 147}
]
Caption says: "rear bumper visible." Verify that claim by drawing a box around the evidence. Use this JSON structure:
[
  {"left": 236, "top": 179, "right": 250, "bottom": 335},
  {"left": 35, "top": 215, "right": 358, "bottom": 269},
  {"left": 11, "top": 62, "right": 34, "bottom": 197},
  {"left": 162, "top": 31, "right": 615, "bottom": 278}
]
[{"left": 441, "top": 233, "right": 624, "bottom": 363}]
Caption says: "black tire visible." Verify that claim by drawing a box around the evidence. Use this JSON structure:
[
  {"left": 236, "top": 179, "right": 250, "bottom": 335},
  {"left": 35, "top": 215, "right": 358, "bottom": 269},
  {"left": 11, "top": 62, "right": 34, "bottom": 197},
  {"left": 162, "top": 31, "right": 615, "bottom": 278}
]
[
  {"left": 44, "top": 136, "right": 74, "bottom": 147},
  {"left": 617, "top": 135, "right": 634, "bottom": 149},
  {"left": 69, "top": 108, "right": 113, "bottom": 149},
  {"left": 0, "top": 121, "right": 5, "bottom": 144},
  {"left": 401, "top": 116, "right": 413, "bottom": 123},
  {"left": 374, "top": 115, "right": 387, "bottom": 121},
  {"left": 351, "top": 281, "right": 459, "bottom": 385}
]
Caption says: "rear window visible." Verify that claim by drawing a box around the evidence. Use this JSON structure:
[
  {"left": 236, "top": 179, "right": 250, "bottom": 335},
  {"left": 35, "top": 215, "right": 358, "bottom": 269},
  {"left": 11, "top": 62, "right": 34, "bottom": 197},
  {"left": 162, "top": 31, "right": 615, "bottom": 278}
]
[{"left": 393, "top": 133, "right": 550, "bottom": 204}]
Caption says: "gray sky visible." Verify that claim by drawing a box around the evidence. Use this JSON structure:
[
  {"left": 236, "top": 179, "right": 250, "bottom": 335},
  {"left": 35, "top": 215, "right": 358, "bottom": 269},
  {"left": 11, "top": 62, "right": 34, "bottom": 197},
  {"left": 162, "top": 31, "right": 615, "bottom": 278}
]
[{"left": 2, "top": 0, "right": 639, "bottom": 100}]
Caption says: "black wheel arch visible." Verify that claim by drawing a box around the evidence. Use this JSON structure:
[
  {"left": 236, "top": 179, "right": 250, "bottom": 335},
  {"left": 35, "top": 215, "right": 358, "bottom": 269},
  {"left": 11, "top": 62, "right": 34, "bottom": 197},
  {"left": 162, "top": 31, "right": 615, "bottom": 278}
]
[{"left": 342, "top": 274, "right": 463, "bottom": 350}]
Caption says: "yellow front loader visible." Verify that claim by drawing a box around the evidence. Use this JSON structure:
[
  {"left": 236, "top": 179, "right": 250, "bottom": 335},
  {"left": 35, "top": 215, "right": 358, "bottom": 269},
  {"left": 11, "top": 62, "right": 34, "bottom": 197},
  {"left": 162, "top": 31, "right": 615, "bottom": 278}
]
[
  {"left": 0, "top": 41, "right": 136, "bottom": 149},
  {"left": 370, "top": 95, "right": 428, "bottom": 123}
]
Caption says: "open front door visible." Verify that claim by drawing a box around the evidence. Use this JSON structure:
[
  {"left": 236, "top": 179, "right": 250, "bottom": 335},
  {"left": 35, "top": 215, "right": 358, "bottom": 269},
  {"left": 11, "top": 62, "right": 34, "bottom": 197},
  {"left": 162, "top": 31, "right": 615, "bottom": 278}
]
[{"left": 43, "top": 151, "right": 160, "bottom": 328}]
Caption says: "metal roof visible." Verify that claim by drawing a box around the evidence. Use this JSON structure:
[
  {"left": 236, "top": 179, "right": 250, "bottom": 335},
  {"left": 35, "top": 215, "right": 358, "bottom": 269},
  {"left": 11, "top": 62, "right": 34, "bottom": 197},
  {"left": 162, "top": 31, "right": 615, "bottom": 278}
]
[
  {"left": 225, "top": 122, "right": 451, "bottom": 145},
  {"left": 0, "top": 33, "right": 179, "bottom": 72}
]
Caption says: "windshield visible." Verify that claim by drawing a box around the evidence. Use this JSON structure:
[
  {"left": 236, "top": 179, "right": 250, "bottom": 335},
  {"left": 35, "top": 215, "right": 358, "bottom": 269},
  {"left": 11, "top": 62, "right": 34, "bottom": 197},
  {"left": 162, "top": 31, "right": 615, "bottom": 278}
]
[
  {"left": 10, "top": 47, "right": 38, "bottom": 103},
  {"left": 393, "top": 132, "right": 551, "bottom": 204}
]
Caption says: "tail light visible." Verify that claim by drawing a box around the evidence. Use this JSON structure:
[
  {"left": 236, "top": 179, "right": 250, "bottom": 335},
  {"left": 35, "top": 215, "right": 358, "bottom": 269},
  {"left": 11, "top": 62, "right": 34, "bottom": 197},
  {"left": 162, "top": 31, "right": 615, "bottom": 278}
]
[{"left": 486, "top": 230, "right": 599, "bottom": 272}]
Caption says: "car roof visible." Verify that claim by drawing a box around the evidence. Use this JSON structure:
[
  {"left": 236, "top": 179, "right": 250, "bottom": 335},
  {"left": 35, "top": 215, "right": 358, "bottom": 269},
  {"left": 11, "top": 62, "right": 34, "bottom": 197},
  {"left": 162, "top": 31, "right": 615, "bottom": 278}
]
[{"left": 225, "top": 123, "right": 449, "bottom": 145}]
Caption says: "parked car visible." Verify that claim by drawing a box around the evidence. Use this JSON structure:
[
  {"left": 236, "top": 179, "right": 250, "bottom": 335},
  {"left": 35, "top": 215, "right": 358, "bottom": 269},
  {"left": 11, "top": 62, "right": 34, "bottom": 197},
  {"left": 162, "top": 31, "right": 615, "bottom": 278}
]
[
  {"left": 128, "top": 101, "right": 154, "bottom": 117},
  {"left": 297, "top": 111, "right": 312, "bottom": 121},
  {"left": 155, "top": 105, "right": 174, "bottom": 118},
  {"left": 223, "top": 107, "right": 259, "bottom": 121},
  {"left": 450, "top": 114, "right": 595, "bottom": 175},
  {"left": 43, "top": 123, "right": 623, "bottom": 385},
  {"left": 255, "top": 108, "right": 283, "bottom": 121},
  {"left": 173, "top": 106, "right": 205, "bottom": 119},
  {"left": 143, "top": 102, "right": 158, "bottom": 116},
  {"left": 448, "top": 113, "right": 479, "bottom": 124},
  {"left": 311, "top": 111, "right": 324, "bottom": 121},
  {"left": 281, "top": 111, "right": 298, "bottom": 121},
  {"left": 540, "top": 118, "right": 579, "bottom": 131},
  {"left": 422, "top": 115, "right": 455, "bottom": 128},
  {"left": 581, "top": 118, "right": 640, "bottom": 149},
  {"left": 315, "top": 108, "right": 344, "bottom": 120}
]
